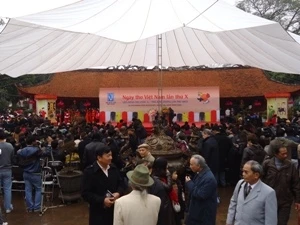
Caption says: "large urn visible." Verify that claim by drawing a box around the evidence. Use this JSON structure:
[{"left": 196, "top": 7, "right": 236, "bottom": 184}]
[{"left": 144, "top": 125, "right": 184, "bottom": 169}]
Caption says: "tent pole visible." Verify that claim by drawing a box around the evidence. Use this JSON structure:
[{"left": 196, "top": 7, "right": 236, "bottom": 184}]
[{"left": 157, "top": 34, "right": 163, "bottom": 112}]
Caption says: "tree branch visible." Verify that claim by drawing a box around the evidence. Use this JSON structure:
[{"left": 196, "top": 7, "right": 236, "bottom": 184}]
[{"left": 284, "top": 8, "right": 300, "bottom": 30}]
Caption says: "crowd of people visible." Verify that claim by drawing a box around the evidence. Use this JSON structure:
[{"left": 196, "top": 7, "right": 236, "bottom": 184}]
[{"left": 0, "top": 110, "right": 300, "bottom": 225}]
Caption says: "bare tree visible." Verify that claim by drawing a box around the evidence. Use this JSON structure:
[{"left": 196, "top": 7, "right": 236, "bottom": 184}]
[{"left": 237, "top": 0, "right": 300, "bottom": 34}]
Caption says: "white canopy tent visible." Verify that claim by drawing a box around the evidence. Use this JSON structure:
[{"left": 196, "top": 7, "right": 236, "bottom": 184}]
[
  {"left": 1, "top": 0, "right": 300, "bottom": 77},
  {"left": 0, "top": 0, "right": 81, "bottom": 18},
  {"left": 289, "top": 32, "right": 300, "bottom": 45}
]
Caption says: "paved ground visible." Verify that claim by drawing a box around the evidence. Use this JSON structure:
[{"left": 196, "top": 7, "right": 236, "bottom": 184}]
[{"left": 3, "top": 187, "right": 298, "bottom": 225}]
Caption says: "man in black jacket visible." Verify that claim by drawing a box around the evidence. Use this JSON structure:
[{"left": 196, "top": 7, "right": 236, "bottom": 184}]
[
  {"left": 262, "top": 139, "right": 300, "bottom": 225},
  {"left": 82, "top": 146, "right": 125, "bottom": 225},
  {"left": 78, "top": 132, "right": 91, "bottom": 170},
  {"left": 200, "top": 129, "right": 219, "bottom": 178},
  {"left": 212, "top": 126, "right": 232, "bottom": 187}
]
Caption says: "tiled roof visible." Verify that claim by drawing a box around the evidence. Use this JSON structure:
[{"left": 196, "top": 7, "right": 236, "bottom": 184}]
[{"left": 18, "top": 68, "right": 300, "bottom": 98}]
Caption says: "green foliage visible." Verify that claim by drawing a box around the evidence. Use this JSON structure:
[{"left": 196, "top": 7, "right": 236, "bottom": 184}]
[
  {"left": 0, "top": 98, "right": 9, "bottom": 113},
  {"left": 265, "top": 71, "right": 300, "bottom": 84},
  {"left": 288, "top": 106, "right": 295, "bottom": 119},
  {"left": 260, "top": 109, "right": 267, "bottom": 119},
  {"left": 0, "top": 88, "right": 9, "bottom": 112},
  {"left": 0, "top": 74, "right": 52, "bottom": 106},
  {"left": 293, "top": 97, "right": 300, "bottom": 112}
]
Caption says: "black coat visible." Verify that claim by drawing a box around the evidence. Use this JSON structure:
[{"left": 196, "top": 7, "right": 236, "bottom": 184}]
[
  {"left": 185, "top": 168, "right": 218, "bottom": 225},
  {"left": 214, "top": 133, "right": 232, "bottom": 171},
  {"left": 241, "top": 144, "right": 266, "bottom": 167},
  {"left": 128, "top": 134, "right": 139, "bottom": 154},
  {"left": 201, "top": 136, "right": 219, "bottom": 175},
  {"left": 108, "top": 140, "right": 123, "bottom": 169},
  {"left": 82, "top": 140, "right": 105, "bottom": 169},
  {"left": 149, "top": 176, "right": 176, "bottom": 225},
  {"left": 78, "top": 137, "right": 91, "bottom": 168},
  {"left": 81, "top": 162, "right": 125, "bottom": 225},
  {"left": 227, "top": 135, "right": 247, "bottom": 186}
]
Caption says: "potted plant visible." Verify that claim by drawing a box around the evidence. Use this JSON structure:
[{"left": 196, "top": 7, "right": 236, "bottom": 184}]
[{"left": 57, "top": 137, "right": 82, "bottom": 202}]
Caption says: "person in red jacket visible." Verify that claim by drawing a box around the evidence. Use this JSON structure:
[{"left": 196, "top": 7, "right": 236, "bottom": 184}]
[
  {"left": 64, "top": 110, "right": 71, "bottom": 124},
  {"left": 39, "top": 108, "right": 46, "bottom": 118}
]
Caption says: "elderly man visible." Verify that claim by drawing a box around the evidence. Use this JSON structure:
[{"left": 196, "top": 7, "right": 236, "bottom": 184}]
[
  {"left": 262, "top": 139, "right": 300, "bottom": 225},
  {"left": 113, "top": 164, "right": 161, "bottom": 225},
  {"left": 226, "top": 160, "right": 277, "bottom": 225},
  {"left": 137, "top": 143, "right": 155, "bottom": 164},
  {"left": 185, "top": 155, "right": 218, "bottom": 225}
]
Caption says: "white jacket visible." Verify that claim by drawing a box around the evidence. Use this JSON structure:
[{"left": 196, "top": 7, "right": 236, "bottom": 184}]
[{"left": 113, "top": 190, "right": 161, "bottom": 225}]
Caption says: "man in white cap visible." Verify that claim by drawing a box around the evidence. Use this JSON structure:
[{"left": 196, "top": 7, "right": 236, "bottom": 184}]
[
  {"left": 137, "top": 143, "right": 155, "bottom": 164},
  {"left": 113, "top": 164, "right": 161, "bottom": 225}
]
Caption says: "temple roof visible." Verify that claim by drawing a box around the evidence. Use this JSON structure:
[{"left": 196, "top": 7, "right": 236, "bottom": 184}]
[{"left": 18, "top": 68, "right": 300, "bottom": 98}]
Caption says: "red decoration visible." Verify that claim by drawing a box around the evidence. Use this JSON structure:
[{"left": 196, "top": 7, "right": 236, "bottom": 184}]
[
  {"left": 29, "top": 99, "right": 35, "bottom": 104},
  {"left": 57, "top": 100, "right": 64, "bottom": 125},
  {"left": 253, "top": 100, "right": 262, "bottom": 107},
  {"left": 225, "top": 100, "right": 233, "bottom": 106},
  {"left": 86, "top": 109, "right": 92, "bottom": 123},
  {"left": 84, "top": 100, "right": 91, "bottom": 108},
  {"left": 57, "top": 100, "right": 65, "bottom": 108}
]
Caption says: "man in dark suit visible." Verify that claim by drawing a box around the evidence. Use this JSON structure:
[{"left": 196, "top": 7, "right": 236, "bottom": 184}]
[{"left": 82, "top": 146, "right": 125, "bottom": 225}]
